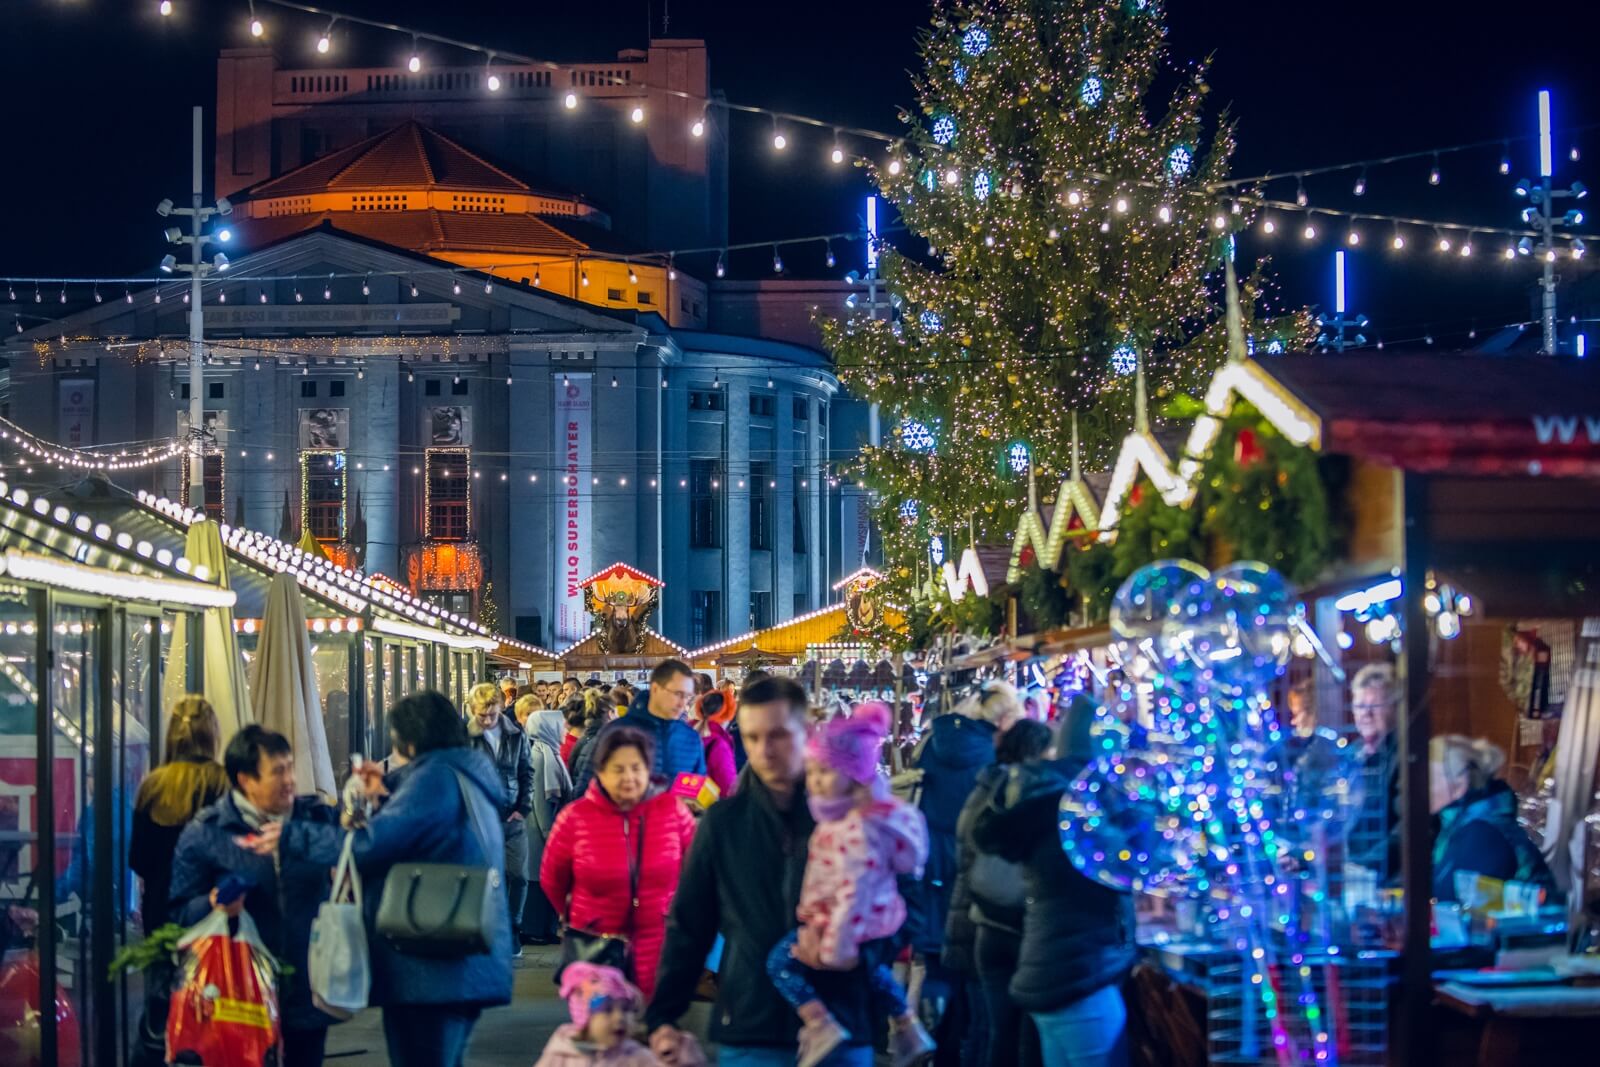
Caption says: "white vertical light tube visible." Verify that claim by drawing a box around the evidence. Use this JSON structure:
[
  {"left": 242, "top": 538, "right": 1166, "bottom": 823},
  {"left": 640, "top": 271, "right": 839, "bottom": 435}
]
[
  {"left": 1539, "top": 90, "right": 1553, "bottom": 179},
  {"left": 1335, "top": 250, "right": 1347, "bottom": 314},
  {"left": 865, "top": 195, "right": 879, "bottom": 270}
]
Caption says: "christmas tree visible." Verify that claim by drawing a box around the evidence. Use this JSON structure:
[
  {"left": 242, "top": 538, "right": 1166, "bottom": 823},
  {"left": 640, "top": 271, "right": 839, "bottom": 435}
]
[
  {"left": 478, "top": 580, "right": 500, "bottom": 632},
  {"left": 823, "top": 0, "right": 1288, "bottom": 589}
]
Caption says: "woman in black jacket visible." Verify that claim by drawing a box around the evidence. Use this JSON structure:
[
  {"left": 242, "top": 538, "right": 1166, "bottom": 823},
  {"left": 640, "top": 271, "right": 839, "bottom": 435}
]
[
  {"left": 972, "top": 696, "right": 1136, "bottom": 1067},
  {"left": 946, "top": 719, "right": 1052, "bottom": 1067}
]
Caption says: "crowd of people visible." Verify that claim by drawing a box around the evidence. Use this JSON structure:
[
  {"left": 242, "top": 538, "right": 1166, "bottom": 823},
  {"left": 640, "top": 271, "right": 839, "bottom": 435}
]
[{"left": 120, "top": 655, "right": 1557, "bottom": 1067}]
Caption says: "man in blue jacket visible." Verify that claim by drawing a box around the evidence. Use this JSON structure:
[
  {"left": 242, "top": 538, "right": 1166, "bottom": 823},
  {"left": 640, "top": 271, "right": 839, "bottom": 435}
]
[
  {"left": 170, "top": 725, "right": 344, "bottom": 1067},
  {"left": 574, "top": 658, "right": 705, "bottom": 792}
]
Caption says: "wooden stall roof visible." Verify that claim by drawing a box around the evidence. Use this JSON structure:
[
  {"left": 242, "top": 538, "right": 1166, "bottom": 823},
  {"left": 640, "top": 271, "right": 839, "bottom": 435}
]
[
  {"left": 1263, "top": 352, "right": 1600, "bottom": 478},
  {"left": 487, "top": 635, "right": 564, "bottom": 671},
  {"left": 557, "top": 627, "right": 690, "bottom": 672},
  {"left": 687, "top": 602, "right": 910, "bottom": 668}
]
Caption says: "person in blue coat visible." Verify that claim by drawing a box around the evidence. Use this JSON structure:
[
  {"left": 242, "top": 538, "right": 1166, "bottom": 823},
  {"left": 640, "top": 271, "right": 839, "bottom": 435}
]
[
  {"left": 169, "top": 725, "right": 345, "bottom": 1067},
  {"left": 347, "top": 690, "right": 514, "bottom": 1067},
  {"left": 572, "top": 659, "right": 705, "bottom": 795}
]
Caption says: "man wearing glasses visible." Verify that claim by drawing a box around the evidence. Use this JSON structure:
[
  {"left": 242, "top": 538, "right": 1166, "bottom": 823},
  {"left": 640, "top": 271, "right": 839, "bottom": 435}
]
[
  {"left": 1349, "top": 663, "right": 1402, "bottom": 882},
  {"left": 573, "top": 658, "right": 707, "bottom": 795}
]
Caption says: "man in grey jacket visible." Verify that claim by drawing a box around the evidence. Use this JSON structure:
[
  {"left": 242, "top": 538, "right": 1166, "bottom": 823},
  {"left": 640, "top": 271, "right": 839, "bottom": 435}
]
[{"left": 466, "top": 682, "right": 534, "bottom": 958}]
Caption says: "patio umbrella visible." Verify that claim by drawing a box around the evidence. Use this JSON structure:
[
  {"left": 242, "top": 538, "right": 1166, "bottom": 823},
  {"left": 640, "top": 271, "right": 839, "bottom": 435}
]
[
  {"left": 250, "top": 571, "right": 336, "bottom": 797},
  {"left": 163, "top": 519, "right": 252, "bottom": 745},
  {"left": 296, "top": 529, "right": 331, "bottom": 561}
]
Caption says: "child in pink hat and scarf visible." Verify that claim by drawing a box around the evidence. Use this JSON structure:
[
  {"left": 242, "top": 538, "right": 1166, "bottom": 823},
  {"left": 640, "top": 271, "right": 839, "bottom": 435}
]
[
  {"left": 535, "top": 962, "right": 676, "bottom": 1066},
  {"left": 766, "top": 702, "right": 936, "bottom": 1067}
]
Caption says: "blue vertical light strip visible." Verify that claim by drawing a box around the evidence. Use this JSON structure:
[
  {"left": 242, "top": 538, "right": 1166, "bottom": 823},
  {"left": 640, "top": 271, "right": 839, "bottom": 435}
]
[
  {"left": 1579, "top": 334, "right": 1587, "bottom": 358},
  {"left": 866, "top": 195, "right": 880, "bottom": 270},
  {"left": 1539, "top": 90, "right": 1553, "bottom": 179},
  {"left": 1335, "top": 250, "right": 1347, "bottom": 314}
]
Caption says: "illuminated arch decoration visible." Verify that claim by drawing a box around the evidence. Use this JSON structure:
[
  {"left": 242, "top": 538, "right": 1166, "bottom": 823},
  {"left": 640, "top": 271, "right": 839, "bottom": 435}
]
[
  {"left": 1177, "top": 359, "right": 1323, "bottom": 485},
  {"left": 1006, "top": 478, "right": 1102, "bottom": 583},
  {"left": 940, "top": 545, "right": 990, "bottom": 601},
  {"left": 1095, "top": 431, "right": 1189, "bottom": 542}
]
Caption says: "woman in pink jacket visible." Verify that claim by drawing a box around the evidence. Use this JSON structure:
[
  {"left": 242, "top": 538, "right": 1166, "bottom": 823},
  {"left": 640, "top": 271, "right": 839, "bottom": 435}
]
[
  {"left": 766, "top": 702, "right": 936, "bottom": 1067},
  {"left": 691, "top": 686, "right": 739, "bottom": 797}
]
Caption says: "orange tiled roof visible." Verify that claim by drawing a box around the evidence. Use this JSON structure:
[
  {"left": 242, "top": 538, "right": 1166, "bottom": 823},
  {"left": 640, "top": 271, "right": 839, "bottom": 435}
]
[
  {"left": 246, "top": 121, "right": 532, "bottom": 198},
  {"left": 233, "top": 211, "right": 593, "bottom": 257}
]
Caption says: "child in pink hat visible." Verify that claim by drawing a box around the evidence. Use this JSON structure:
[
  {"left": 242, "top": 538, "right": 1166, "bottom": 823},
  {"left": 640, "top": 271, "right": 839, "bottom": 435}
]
[
  {"left": 534, "top": 962, "right": 665, "bottom": 1066},
  {"left": 766, "top": 702, "right": 936, "bottom": 1067}
]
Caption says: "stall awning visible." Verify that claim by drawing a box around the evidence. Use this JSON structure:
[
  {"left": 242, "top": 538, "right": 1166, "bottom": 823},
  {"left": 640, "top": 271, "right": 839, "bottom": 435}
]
[{"left": 1262, "top": 352, "right": 1600, "bottom": 478}]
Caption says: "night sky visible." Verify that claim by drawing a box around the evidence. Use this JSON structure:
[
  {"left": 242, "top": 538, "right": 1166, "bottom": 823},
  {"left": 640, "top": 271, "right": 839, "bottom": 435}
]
[{"left": 3, "top": 0, "right": 1597, "bottom": 348}]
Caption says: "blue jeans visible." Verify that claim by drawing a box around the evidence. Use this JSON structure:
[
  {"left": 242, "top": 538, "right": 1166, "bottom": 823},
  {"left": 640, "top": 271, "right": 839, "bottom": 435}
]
[
  {"left": 719, "top": 1045, "right": 874, "bottom": 1067},
  {"left": 381, "top": 1004, "right": 481, "bottom": 1067},
  {"left": 766, "top": 929, "right": 908, "bottom": 1019},
  {"left": 1030, "top": 984, "right": 1128, "bottom": 1067}
]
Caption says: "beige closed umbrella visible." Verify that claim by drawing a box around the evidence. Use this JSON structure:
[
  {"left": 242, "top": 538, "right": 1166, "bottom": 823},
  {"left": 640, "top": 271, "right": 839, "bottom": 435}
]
[
  {"left": 163, "top": 519, "right": 253, "bottom": 745},
  {"left": 250, "top": 570, "right": 336, "bottom": 797}
]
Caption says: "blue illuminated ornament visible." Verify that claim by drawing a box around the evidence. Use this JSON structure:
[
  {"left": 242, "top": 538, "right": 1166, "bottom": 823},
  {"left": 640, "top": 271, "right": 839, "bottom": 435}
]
[
  {"left": 919, "top": 309, "right": 943, "bottom": 333},
  {"left": 973, "top": 171, "right": 991, "bottom": 201},
  {"left": 1111, "top": 342, "right": 1138, "bottom": 376},
  {"left": 952, "top": 62, "right": 968, "bottom": 86},
  {"left": 1109, "top": 558, "right": 1206, "bottom": 683},
  {"left": 1266, "top": 338, "right": 1285, "bottom": 354},
  {"left": 961, "top": 26, "right": 989, "bottom": 56},
  {"left": 1059, "top": 751, "right": 1198, "bottom": 892},
  {"left": 929, "top": 534, "right": 945, "bottom": 566},
  {"left": 1080, "top": 73, "right": 1104, "bottom": 108},
  {"left": 899, "top": 499, "right": 920, "bottom": 525},
  {"left": 1006, "top": 440, "right": 1031, "bottom": 474},
  {"left": 931, "top": 114, "right": 957, "bottom": 145},
  {"left": 921, "top": 168, "right": 937, "bottom": 192},
  {"left": 899, "top": 418, "right": 935, "bottom": 452},
  {"left": 1166, "top": 143, "right": 1194, "bottom": 180}
]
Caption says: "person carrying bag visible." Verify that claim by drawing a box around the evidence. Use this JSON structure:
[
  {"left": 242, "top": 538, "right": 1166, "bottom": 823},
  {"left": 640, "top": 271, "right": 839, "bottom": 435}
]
[
  {"left": 555, "top": 811, "right": 645, "bottom": 983},
  {"left": 309, "top": 833, "right": 370, "bottom": 1019},
  {"left": 375, "top": 769, "right": 500, "bottom": 957}
]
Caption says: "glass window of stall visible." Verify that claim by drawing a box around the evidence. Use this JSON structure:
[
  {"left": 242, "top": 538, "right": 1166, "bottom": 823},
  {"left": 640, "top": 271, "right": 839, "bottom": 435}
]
[
  {"left": 0, "top": 589, "right": 43, "bottom": 1060},
  {"left": 362, "top": 635, "right": 382, "bottom": 760},
  {"left": 308, "top": 631, "right": 355, "bottom": 781}
]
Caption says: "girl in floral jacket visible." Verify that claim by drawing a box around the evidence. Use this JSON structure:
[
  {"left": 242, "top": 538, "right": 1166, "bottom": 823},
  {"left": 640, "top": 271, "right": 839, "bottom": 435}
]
[{"left": 766, "top": 702, "right": 937, "bottom": 1067}]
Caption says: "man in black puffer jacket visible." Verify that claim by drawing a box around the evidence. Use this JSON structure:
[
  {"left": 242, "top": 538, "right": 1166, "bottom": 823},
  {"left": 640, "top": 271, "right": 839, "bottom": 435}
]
[{"left": 972, "top": 696, "right": 1136, "bottom": 1067}]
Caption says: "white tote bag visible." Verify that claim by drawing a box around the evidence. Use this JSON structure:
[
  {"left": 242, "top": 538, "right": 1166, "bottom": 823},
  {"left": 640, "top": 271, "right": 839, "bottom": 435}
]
[{"left": 308, "top": 832, "right": 370, "bottom": 1019}]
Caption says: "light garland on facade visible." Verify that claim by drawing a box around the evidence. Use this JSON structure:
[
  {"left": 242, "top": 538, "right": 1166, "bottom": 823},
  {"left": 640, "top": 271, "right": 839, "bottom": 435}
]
[
  {"left": 234, "top": 615, "right": 364, "bottom": 634},
  {"left": 686, "top": 599, "right": 855, "bottom": 660},
  {"left": 0, "top": 416, "right": 183, "bottom": 472}
]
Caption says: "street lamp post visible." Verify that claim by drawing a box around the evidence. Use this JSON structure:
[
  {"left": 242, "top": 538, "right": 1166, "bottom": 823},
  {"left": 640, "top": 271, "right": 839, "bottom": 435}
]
[
  {"left": 1513, "top": 90, "right": 1588, "bottom": 354},
  {"left": 157, "top": 106, "right": 232, "bottom": 509}
]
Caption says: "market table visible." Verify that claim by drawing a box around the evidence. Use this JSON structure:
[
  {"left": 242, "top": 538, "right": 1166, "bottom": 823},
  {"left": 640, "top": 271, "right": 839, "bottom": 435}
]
[{"left": 1434, "top": 979, "right": 1600, "bottom": 1066}]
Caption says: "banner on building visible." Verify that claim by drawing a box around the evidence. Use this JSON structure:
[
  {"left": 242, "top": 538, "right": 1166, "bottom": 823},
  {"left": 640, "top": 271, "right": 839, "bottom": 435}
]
[
  {"left": 838, "top": 485, "right": 874, "bottom": 570},
  {"left": 299, "top": 408, "right": 350, "bottom": 450},
  {"left": 553, "top": 374, "right": 593, "bottom": 646},
  {"left": 58, "top": 379, "right": 95, "bottom": 448}
]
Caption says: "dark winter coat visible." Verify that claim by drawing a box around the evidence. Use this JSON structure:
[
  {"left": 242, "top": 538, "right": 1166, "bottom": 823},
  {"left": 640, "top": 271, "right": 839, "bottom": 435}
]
[
  {"left": 349, "top": 746, "right": 515, "bottom": 1008},
  {"left": 574, "top": 706, "right": 706, "bottom": 795},
  {"left": 646, "top": 769, "right": 878, "bottom": 1051},
  {"left": 943, "top": 764, "right": 1024, "bottom": 973},
  {"left": 904, "top": 713, "right": 996, "bottom": 955},
  {"left": 539, "top": 780, "right": 696, "bottom": 999},
  {"left": 169, "top": 794, "right": 344, "bottom": 1031},
  {"left": 470, "top": 713, "right": 535, "bottom": 819},
  {"left": 972, "top": 757, "right": 1137, "bottom": 1013},
  {"left": 1433, "top": 779, "right": 1558, "bottom": 902},
  {"left": 130, "top": 757, "right": 229, "bottom": 934}
]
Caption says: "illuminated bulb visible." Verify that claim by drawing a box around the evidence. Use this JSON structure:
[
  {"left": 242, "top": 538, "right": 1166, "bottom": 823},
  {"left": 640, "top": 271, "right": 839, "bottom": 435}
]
[
  {"left": 886, "top": 158, "right": 901, "bottom": 175},
  {"left": 691, "top": 117, "right": 705, "bottom": 137},
  {"left": 627, "top": 264, "right": 638, "bottom": 284},
  {"left": 1295, "top": 181, "right": 1308, "bottom": 207},
  {"left": 1437, "top": 236, "right": 1451, "bottom": 252},
  {"left": 317, "top": 31, "right": 331, "bottom": 54},
  {"left": 1157, "top": 203, "right": 1172, "bottom": 223},
  {"left": 772, "top": 248, "right": 784, "bottom": 273},
  {"left": 944, "top": 168, "right": 959, "bottom": 185},
  {"left": 1262, "top": 217, "right": 1276, "bottom": 234},
  {"left": 824, "top": 243, "right": 835, "bottom": 268},
  {"left": 1500, "top": 153, "right": 1511, "bottom": 175},
  {"left": 831, "top": 146, "right": 844, "bottom": 164},
  {"left": 580, "top": 270, "right": 589, "bottom": 287},
  {"left": 1302, "top": 223, "right": 1316, "bottom": 239},
  {"left": 1503, "top": 246, "right": 1517, "bottom": 260},
  {"left": 532, "top": 270, "right": 541, "bottom": 287},
  {"left": 487, "top": 73, "right": 502, "bottom": 92},
  {"left": 1213, "top": 214, "right": 1227, "bottom": 229},
  {"left": 410, "top": 282, "right": 418, "bottom": 297},
  {"left": 1353, "top": 170, "right": 1367, "bottom": 196},
  {"left": 409, "top": 54, "right": 422, "bottom": 74},
  {"left": 250, "top": 17, "right": 264, "bottom": 37},
  {"left": 1066, "top": 189, "right": 1082, "bottom": 206},
  {"left": 1392, "top": 232, "right": 1405, "bottom": 250},
  {"left": 1346, "top": 229, "right": 1360, "bottom": 246},
  {"left": 1114, "top": 196, "right": 1129, "bottom": 213},
  {"left": 1429, "top": 156, "right": 1441, "bottom": 185},
  {"left": 159, "top": 0, "right": 173, "bottom": 14},
  {"left": 630, "top": 105, "right": 644, "bottom": 124},
  {"left": 715, "top": 254, "right": 726, "bottom": 279},
  {"left": 564, "top": 91, "right": 578, "bottom": 109},
  {"left": 773, "top": 131, "right": 787, "bottom": 151},
  {"left": 259, "top": 291, "right": 267, "bottom": 303},
  {"left": 1459, "top": 240, "right": 1472, "bottom": 257}
]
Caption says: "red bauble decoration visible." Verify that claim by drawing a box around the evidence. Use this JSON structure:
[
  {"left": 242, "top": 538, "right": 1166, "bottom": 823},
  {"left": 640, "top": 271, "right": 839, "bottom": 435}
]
[
  {"left": 1128, "top": 483, "right": 1145, "bottom": 508},
  {"left": 1234, "top": 427, "right": 1265, "bottom": 468}
]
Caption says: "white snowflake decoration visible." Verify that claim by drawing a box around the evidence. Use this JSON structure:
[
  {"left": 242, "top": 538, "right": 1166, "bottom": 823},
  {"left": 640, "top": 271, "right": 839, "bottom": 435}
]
[
  {"left": 1007, "top": 441, "right": 1031, "bottom": 475},
  {"left": 962, "top": 26, "right": 990, "bottom": 56},
  {"left": 899, "top": 499, "right": 920, "bottom": 525},
  {"left": 929, "top": 534, "right": 946, "bottom": 567},
  {"left": 1111, "top": 342, "right": 1139, "bottom": 375},
  {"left": 1266, "top": 339, "right": 1286, "bottom": 355},
  {"left": 919, "top": 309, "right": 943, "bottom": 333},
  {"left": 900, "top": 418, "right": 936, "bottom": 452},
  {"left": 1166, "top": 143, "right": 1194, "bottom": 180},
  {"left": 953, "top": 62, "right": 968, "bottom": 86},
  {"left": 973, "top": 171, "right": 991, "bottom": 201},
  {"left": 932, "top": 115, "right": 957, "bottom": 145},
  {"left": 1080, "top": 74, "right": 1104, "bottom": 108}
]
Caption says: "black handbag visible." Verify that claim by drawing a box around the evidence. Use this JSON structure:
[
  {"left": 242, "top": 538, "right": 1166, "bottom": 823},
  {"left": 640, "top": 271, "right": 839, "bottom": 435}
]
[
  {"left": 555, "top": 810, "right": 645, "bottom": 983},
  {"left": 375, "top": 768, "right": 501, "bottom": 958}
]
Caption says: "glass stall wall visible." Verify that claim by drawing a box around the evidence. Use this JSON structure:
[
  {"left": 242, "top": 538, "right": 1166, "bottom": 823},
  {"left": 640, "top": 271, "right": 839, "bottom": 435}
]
[
  {"left": 308, "top": 633, "right": 354, "bottom": 781},
  {"left": 0, "top": 589, "right": 43, "bottom": 1066}
]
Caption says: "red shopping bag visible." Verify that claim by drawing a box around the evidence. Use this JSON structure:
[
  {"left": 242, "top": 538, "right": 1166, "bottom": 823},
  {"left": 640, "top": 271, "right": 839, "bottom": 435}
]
[
  {"left": 0, "top": 949, "right": 81, "bottom": 1067},
  {"left": 166, "top": 910, "right": 280, "bottom": 1067}
]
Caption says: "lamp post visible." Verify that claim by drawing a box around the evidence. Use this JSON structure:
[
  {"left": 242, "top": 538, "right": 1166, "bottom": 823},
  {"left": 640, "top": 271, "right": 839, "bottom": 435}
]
[
  {"left": 1316, "top": 250, "right": 1369, "bottom": 352},
  {"left": 157, "top": 106, "right": 233, "bottom": 509},
  {"left": 1513, "top": 90, "right": 1588, "bottom": 354}
]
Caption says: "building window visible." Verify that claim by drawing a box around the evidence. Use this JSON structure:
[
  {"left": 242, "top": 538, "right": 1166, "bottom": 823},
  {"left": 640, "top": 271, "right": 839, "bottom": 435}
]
[
  {"left": 691, "top": 591, "right": 721, "bottom": 648},
  {"left": 607, "top": 288, "right": 625, "bottom": 301},
  {"left": 179, "top": 453, "right": 225, "bottom": 524},
  {"left": 426, "top": 447, "right": 471, "bottom": 541},
  {"left": 690, "top": 459, "right": 721, "bottom": 549},
  {"left": 330, "top": 380, "right": 346, "bottom": 398},
  {"left": 451, "top": 377, "right": 469, "bottom": 396},
  {"left": 793, "top": 397, "right": 809, "bottom": 422},
  {"left": 301, "top": 380, "right": 317, "bottom": 398},
  {"left": 749, "top": 394, "right": 775, "bottom": 418},
  {"left": 179, "top": 384, "right": 191, "bottom": 400},
  {"left": 750, "top": 461, "right": 772, "bottom": 551},
  {"left": 750, "top": 591, "right": 772, "bottom": 631},
  {"left": 793, "top": 592, "right": 809, "bottom": 618},
  {"left": 688, "top": 390, "right": 724, "bottom": 412},
  {"left": 637, "top": 291, "right": 654, "bottom": 306},
  {"left": 792, "top": 465, "right": 808, "bottom": 555},
  {"left": 425, "top": 378, "right": 442, "bottom": 396},
  {"left": 301, "top": 450, "right": 347, "bottom": 541},
  {"left": 208, "top": 382, "right": 225, "bottom": 400},
  {"left": 818, "top": 404, "right": 827, "bottom": 427}
]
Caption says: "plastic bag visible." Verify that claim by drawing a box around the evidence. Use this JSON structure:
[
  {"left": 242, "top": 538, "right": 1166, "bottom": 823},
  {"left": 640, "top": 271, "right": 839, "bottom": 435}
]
[
  {"left": 166, "top": 909, "right": 280, "bottom": 1067},
  {"left": 309, "top": 833, "right": 369, "bottom": 1019},
  {"left": 0, "top": 949, "right": 81, "bottom": 1067}
]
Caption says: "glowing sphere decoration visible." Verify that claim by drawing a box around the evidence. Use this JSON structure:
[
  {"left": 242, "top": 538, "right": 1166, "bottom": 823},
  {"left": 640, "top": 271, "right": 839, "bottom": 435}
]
[
  {"left": 931, "top": 114, "right": 957, "bottom": 145},
  {"left": 1109, "top": 558, "right": 1206, "bottom": 683},
  {"left": 1059, "top": 752, "right": 1196, "bottom": 892},
  {"left": 1111, "top": 342, "right": 1138, "bottom": 375},
  {"left": 973, "top": 170, "right": 992, "bottom": 201},
  {"left": 899, "top": 498, "right": 920, "bottom": 525},
  {"left": 919, "top": 309, "right": 943, "bottom": 333},
  {"left": 961, "top": 25, "right": 990, "bottom": 56},
  {"left": 899, "top": 418, "right": 936, "bottom": 452},
  {"left": 1080, "top": 73, "right": 1104, "bottom": 108},
  {"left": 1166, "top": 143, "right": 1194, "bottom": 180},
  {"left": 929, "top": 534, "right": 945, "bottom": 566}
]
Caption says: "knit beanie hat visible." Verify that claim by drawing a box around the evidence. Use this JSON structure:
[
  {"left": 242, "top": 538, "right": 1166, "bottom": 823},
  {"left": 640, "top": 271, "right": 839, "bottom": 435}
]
[
  {"left": 805, "top": 701, "right": 891, "bottom": 786},
  {"left": 559, "top": 962, "right": 641, "bottom": 1030}
]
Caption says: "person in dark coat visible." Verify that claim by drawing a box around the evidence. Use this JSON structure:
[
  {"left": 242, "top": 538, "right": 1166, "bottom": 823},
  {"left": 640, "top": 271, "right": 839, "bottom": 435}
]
[
  {"left": 647, "top": 676, "right": 879, "bottom": 1067},
  {"left": 169, "top": 725, "right": 345, "bottom": 1067},
  {"left": 574, "top": 660, "right": 706, "bottom": 795},
  {"left": 1430, "top": 734, "right": 1558, "bottom": 901},
  {"left": 466, "top": 682, "right": 535, "bottom": 957},
  {"left": 566, "top": 689, "right": 617, "bottom": 794},
  {"left": 348, "top": 691, "right": 515, "bottom": 1067},
  {"left": 972, "top": 696, "right": 1137, "bottom": 1067},
  {"left": 945, "top": 719, "right": 1051, "bottom": 1067},
  {"left": 131, "top": 697, "right": 230, "bottom": 934}
]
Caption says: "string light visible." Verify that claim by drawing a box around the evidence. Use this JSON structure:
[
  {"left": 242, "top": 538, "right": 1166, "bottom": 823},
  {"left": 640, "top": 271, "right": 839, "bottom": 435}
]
[
  {"left": 1302, "top": 221, "right": 1317, "bottom": 240},
  {"left": 563, "top": 91, "right": 578, "bottom": 110},
  {"left": 715, "top": 253, "right": 726, "bottom": 279},
  {"left": 1429, "top": 153, "right": 1442, "bottom": 185},
  {"left": 408, "top": 36, "right": 422, "bottom": 73},
  {"left": 772, "top": 117, "right": 787, "bottom": 151},
  {"left": 1353, "top": 168, "right": 1367, "bottom": 196},
  {"left": 249, "top": 0, "right": 264, "bottom": 37},
  {"left": 831, "top": 135, "right": 844, "bottom": 164},
  {"left": 629, "top": 105, "right": 645, "bottom": 124},
  {"left": 317, "top": 18, "right": 335, "bottom": 55},
  {"left": 158, "top": 0, "right": 173, "bottom": 15},
  {"left": 485, "top": 54, "right": 501, "bottom": 93},
  {"left": 1345, "top": 228, "right": 1360, "bottom": 246},
  {"left": 690, "top": 110, "right": 706, "bottom": 138}
]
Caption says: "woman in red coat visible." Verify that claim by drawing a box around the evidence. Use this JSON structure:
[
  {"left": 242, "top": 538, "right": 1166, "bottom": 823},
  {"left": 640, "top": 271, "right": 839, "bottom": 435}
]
[{"left": 540, "top": 724, "right": 695, "bottom": 999}]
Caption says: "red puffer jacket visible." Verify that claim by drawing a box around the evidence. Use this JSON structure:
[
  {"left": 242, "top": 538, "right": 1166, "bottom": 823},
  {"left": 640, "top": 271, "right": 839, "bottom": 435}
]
[{"left": 539, "top": 780, "right": 695, "bottom": 999}]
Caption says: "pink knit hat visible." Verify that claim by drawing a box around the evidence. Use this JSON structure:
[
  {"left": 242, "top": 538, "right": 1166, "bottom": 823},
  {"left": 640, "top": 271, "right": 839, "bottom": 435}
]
[
  {"left": 558, "top": 962, "right": 641, "bottom": 1029},
  {"left": 805, "top": 701, "right": 891, "bottom": 786}
]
